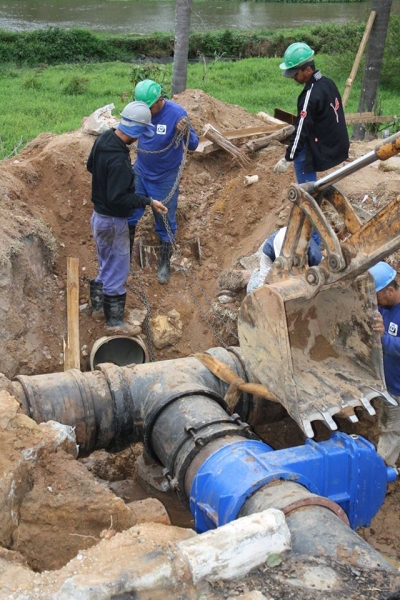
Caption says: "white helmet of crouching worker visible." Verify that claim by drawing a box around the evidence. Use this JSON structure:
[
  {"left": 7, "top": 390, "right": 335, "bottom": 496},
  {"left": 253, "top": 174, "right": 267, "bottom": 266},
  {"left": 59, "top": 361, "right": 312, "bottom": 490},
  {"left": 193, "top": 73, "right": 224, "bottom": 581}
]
[{"left": 118, "top": 100, "right": 155, "bottom": 138}]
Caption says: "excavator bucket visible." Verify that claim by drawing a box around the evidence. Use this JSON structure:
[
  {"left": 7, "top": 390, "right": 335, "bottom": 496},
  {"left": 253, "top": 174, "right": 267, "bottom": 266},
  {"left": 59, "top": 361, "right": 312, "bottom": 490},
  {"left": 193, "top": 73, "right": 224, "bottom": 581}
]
[
  {"left": 238, "top": 273, "right": 392, "bottom": 437},
  {"left": 238, "top": 131, "right": 400, "bottom": 437}
]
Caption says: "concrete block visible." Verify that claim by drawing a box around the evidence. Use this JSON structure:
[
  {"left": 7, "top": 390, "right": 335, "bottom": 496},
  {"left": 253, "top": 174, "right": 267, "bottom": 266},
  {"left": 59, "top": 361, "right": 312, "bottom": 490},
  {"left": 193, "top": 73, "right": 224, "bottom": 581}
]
[{"left": 176, "top": 508, "right": 290, "bottom": 584}]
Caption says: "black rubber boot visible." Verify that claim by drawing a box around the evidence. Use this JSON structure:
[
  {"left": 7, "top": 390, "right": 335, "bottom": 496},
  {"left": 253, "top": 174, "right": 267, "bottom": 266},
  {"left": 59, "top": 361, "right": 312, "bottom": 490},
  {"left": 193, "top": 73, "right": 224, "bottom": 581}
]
[
  {"left": 157, "top": 240, "right": 173, "bottom": 284},
  {"left": 128, "top": 225, "right": 136, "bottom": 261},
  {"left": 103, "top": 293, "right": 126, "bottom": 328},
  {"left": 89, "top": 279, "right": 103, "bottom": 316}
]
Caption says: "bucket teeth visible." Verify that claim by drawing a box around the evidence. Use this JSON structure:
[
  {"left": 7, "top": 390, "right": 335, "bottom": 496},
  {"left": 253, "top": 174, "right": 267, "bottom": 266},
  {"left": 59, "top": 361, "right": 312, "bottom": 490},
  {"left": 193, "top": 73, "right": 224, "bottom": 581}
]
[
  {"left": 321, "top": 411, "right": 338, "bottom": 431},
  {"left": 347, "top": 413, "right": 359, "bottom": 424},
  {"left": 377, "top": 389, "right": 399, "bottom": 406},
  {"left": 359, "top": 396, "right": 376, "bottom": 416}
]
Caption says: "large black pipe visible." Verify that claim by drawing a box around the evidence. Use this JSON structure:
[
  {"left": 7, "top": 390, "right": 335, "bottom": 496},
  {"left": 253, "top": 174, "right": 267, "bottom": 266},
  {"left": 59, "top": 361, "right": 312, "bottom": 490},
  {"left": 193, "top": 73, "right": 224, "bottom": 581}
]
[
  {"left": 10, "top": 347, "right": 256, "bottom": 458},
  {"left": 5, "top": 347, "right": 396, "bottom": 573}
]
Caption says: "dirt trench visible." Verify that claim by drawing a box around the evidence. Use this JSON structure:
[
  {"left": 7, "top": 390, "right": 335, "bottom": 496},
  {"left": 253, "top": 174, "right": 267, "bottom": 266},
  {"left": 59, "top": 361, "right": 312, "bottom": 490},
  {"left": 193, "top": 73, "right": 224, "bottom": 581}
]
[{"left": 0, "top": 89, "right": 399, "bottom": 598}]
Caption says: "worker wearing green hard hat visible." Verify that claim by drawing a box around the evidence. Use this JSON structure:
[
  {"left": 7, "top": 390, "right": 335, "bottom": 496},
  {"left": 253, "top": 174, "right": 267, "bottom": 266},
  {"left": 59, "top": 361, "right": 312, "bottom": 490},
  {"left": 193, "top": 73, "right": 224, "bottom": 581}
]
[
  {"left": 127, "top": 79, "right": 199, "bottom": 285},
  {"left": 279, "top": 42, "right": 315, "bottom": 78},
  {"left": 134, "top": 79, "right": 162, "bottom": 108},
  {"left": 274, "top": 41, "right": 349, "bottom": 186}
]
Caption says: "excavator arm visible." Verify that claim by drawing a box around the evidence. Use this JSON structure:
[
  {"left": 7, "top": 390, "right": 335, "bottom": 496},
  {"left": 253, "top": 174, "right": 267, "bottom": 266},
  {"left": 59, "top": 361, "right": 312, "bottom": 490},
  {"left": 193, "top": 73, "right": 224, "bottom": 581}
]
[{"left": 238, "top": 132, "right": 400, "bottom": 437}]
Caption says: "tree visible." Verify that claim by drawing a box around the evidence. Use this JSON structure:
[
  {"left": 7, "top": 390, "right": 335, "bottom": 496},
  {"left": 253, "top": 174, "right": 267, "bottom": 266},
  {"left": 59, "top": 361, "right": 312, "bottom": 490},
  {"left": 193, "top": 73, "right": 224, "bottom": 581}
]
[
  {"left": 353, "top": 0, "right": 392, "bottom": 140},
  {"left": 172, "top": 0, "right": 192, "bottom": 95}
]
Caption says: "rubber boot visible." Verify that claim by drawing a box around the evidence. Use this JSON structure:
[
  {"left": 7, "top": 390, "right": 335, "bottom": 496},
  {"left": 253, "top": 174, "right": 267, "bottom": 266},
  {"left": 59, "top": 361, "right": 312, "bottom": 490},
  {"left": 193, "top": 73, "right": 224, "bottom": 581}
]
[
  {"left": 103, "top": 293, "right": 141, "bottom": 335},
  {"left": 158, "top": 240, "right": 173, "bottom": 284},
  {"left": 89, "top": 279, "right": 103, "bottom": 317},
  {"left": 128, "top": 225, "right": 136, "bottom": 262},
  {"left": 103, "top": 293, "right": 126, "bottom": 328}
]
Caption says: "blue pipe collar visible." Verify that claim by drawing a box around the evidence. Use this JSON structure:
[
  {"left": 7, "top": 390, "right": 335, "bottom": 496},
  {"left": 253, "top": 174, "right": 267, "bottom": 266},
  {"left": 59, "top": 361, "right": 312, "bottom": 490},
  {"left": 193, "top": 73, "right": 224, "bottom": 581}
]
[{"left": 190, "top": 432, "right": 396, "bottom": 533}]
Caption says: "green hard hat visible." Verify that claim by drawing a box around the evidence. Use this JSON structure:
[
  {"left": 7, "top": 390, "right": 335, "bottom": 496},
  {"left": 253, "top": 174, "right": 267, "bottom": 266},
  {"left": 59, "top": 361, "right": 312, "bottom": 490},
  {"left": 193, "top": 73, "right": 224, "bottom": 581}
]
[
  {"left": 279, "top": 42, "right": 315, "bottom": 77},
  {"left": 134, "top": 79, "right": 162, "bottom": 107}
]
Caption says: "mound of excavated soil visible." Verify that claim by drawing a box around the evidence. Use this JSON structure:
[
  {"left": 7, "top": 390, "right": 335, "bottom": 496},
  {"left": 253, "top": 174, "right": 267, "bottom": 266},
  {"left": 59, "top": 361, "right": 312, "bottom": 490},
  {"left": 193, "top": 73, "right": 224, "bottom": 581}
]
[{"left": 0, "top": 89, "right": 399, "bottom": 591}]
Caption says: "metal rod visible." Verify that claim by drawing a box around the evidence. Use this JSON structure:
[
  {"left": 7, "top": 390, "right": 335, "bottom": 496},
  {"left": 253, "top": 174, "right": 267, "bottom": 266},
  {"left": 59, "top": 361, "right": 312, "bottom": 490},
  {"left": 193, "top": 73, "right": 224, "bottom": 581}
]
[{"left": 312, "top": 130, "right": 400, "bottom": 193}]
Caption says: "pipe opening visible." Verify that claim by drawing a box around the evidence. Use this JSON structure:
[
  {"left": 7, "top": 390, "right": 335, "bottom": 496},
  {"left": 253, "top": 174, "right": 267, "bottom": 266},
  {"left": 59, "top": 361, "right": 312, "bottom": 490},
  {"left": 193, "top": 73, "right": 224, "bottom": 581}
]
[{"left": 90, "top": 336, "right": 148, "bottom": 371}]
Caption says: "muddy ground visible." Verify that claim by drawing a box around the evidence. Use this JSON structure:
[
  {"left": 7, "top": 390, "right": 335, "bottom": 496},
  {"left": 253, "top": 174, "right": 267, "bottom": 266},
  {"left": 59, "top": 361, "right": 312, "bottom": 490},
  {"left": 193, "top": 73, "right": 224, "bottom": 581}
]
[{"left": 0, "top": 89, "right": 399, "bottom": 598}]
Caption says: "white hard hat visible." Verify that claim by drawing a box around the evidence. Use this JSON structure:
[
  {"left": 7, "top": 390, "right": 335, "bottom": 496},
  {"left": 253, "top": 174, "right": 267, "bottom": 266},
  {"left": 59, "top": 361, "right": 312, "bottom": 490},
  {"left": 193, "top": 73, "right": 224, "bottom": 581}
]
[{"left": 118, "top": 101, "right": 155, "bottom": 138}]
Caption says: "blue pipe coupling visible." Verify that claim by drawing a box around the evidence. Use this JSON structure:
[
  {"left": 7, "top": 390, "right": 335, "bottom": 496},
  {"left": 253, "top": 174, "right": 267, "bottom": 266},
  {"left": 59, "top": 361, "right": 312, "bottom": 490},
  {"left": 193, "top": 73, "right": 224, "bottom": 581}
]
[{"left": 190, "top": 432, "right": 397, "bottom": 533}]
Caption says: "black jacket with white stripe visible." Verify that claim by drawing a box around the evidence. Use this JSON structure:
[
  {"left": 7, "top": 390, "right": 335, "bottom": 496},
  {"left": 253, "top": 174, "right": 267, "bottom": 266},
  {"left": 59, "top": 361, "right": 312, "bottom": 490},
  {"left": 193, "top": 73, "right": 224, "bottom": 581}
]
[{"left": 285, "top": 70, "right": 349, "bottom": 173}]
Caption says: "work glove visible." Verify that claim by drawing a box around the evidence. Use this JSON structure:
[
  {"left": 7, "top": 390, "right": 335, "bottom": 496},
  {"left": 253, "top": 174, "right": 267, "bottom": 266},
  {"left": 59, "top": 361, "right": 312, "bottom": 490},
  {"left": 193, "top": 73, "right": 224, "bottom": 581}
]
[{"left": 273, "top": 157, "right": 290, "bottom": 174}]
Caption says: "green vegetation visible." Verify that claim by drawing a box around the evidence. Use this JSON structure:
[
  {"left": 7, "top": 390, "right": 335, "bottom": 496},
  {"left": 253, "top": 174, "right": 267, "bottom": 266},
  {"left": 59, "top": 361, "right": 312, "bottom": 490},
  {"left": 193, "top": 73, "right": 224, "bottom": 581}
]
[
  {"left": 0, "top": 18, "right": 399, "bottom": 158},
  {"left": 0, "top": 21, "right": 382, "bottom": 65}
]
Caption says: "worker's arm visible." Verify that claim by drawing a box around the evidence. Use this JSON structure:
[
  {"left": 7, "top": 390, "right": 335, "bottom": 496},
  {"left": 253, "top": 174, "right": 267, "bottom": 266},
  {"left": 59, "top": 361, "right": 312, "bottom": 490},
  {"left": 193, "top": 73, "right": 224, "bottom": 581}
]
[{"left": 373, "top": 313, "right": 400, "bottom": 356}]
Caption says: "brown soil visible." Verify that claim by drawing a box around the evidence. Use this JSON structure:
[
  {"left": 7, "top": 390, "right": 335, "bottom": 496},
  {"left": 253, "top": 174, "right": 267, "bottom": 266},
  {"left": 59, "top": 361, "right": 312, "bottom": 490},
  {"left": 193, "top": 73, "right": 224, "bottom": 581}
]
[{"left": 0, "top": 89, "right": 399, "bottom": 596}]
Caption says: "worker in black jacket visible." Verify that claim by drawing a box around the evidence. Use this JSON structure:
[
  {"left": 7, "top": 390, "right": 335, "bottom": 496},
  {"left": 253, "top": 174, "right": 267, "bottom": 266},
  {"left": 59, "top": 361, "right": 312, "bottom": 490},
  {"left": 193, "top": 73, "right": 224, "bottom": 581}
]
[
  {"left": 274, "top": 42, "right": 349, "bottom": 184},
  {"left": 87, "top": 101, "right": 167, "bottom": 331}
]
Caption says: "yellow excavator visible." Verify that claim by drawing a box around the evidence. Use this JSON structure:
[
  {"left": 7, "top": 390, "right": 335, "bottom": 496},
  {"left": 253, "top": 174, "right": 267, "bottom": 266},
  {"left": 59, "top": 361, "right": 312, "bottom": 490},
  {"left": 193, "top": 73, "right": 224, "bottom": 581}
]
[{"left": 238, "top": 132, "right": 400, "bottom": 437}]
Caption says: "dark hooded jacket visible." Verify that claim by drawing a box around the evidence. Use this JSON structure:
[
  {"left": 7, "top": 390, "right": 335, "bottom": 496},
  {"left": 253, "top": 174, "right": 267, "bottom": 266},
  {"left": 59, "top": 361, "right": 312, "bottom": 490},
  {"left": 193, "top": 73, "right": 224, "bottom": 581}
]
[
  {"left": 87, "top": 128, "right": 151, "bottom": 218},
  {"left": 285, "top": 70, "right": 349, "bottom": 173}
]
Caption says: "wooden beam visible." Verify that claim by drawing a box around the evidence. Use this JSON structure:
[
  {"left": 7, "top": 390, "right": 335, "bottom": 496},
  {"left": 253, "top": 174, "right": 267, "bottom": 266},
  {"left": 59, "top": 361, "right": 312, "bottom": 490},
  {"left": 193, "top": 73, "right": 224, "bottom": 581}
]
[
  {"left": 245, "top": 125, "right": 295, "bottom": 153},
  {"left": 345, "top": 113, "right": 394, "bottom": 125},
  {"left": 64, "top": 257, "right": 80, "bottom": 371},
  {"left": 342, "top": 11, "right": 376, "bottom": 109}
]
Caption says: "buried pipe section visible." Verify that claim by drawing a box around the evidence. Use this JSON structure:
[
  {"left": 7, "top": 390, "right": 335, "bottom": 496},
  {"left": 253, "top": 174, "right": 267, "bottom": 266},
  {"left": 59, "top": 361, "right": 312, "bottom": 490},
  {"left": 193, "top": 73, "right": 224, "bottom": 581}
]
[
  {"left": 6, "top": 346, "right": 397, "bottom": 568},
  {"left": 11, "top": 347, "right": 254, "bottom": 457}
]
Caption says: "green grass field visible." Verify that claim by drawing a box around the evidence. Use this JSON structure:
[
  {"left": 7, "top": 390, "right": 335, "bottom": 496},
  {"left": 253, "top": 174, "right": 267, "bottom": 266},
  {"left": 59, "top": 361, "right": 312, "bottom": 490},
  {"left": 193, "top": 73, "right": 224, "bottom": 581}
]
[{"left": 1, "top": 54, "right": 399, "bottom": 158}]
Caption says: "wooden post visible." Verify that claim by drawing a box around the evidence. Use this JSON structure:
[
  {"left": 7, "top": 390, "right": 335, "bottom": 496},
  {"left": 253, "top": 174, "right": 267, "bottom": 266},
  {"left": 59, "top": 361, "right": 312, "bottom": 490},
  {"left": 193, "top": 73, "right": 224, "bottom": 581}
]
[
  {"left": 342, "top": 11, "right": 376, "bottom": 109},
  {"left": 64, "top": 257, "right": 80, "bottom": 371}
]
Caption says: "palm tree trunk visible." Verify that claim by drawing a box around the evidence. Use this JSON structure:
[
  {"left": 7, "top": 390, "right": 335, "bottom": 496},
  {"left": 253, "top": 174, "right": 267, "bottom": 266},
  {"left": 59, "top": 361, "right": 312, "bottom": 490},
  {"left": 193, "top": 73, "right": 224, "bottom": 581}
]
[
  {"left": 172, "top": 0, "right": 193, "bottom": 95},
  {"left": 353, "top": 0, "right": 392, "bottom": 140}
]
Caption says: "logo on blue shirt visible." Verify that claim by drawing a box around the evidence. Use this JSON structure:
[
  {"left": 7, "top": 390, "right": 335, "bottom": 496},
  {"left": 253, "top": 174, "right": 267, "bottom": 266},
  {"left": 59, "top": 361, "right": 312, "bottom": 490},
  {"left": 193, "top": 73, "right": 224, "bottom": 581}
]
[
  {"left": 157, "top": 124, "right": 167, "bottom": 135},
  {"left": 388, "top": 322, "right": 398, "bottom": 336}
]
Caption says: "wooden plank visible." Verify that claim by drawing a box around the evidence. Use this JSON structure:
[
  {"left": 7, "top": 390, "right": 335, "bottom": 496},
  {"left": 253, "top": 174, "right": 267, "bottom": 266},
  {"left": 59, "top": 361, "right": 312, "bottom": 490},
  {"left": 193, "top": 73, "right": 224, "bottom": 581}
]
[
  {"left": 269, "top": 106, "right": 393, "bottom": 126},
  {"left": 342, "top": 11, "right": 376, "bottom": 108},
  {"left": 195, "top": 125, "right": 273, "bottom": 155},
  {"left": 64, "top": 257, "right": 80, "bottom": 371},
  {"left": 274, "top": 108, "right": 296, "bottom": 126},
  {"left": 345, "top": 113, "right": 393, "bottom": 125}
]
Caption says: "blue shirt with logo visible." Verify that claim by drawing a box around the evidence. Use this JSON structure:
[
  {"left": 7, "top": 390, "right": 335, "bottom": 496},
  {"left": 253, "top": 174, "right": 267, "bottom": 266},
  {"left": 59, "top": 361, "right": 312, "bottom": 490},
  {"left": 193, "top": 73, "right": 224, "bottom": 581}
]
[
  {"left": 135, "top": 99, "right": 199, "bottom": 181},
  {"left": 379, "top": 302, "right": 400, "bottom": 396}
]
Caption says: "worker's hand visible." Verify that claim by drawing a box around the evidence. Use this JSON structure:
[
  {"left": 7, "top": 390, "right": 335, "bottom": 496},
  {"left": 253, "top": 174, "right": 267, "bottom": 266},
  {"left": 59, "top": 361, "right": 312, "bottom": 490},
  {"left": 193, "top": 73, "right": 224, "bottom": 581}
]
[
  {"left": 176, "top": 117, "right": 189, "bottom": 132},
  {"left": 372, "top": 311, "right": 385, "bottom": 338},
  {"left": 151, "top": 198, "right": 168, "bottom": 214},
  {"left": 273, "top": 157, "right": 290, "bottom": 174}
]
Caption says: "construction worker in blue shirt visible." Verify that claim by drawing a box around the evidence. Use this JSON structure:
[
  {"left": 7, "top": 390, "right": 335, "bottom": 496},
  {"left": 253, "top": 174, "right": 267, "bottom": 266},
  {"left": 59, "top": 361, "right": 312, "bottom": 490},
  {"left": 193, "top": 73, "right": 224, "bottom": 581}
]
[
  {"left": 370, "top": 261, "right": 400, "bottom": 468},
  {"left": 128, "top": 79, "right": 199, "bottom": 285}
]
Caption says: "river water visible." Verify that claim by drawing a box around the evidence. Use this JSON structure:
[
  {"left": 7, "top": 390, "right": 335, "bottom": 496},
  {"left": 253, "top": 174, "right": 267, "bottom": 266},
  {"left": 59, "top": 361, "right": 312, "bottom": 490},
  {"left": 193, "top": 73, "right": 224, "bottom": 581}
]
[{"left": 0, "top": 0, "right": 399, "bottom": 35}]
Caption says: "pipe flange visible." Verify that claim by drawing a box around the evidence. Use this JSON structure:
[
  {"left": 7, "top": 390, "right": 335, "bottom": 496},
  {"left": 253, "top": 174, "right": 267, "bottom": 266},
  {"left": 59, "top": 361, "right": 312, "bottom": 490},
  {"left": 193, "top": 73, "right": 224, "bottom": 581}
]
[
  {"left": 172, "top": 423, "right": 257, "bottom": 506},
  {"left": 282, "top": 496, "right": 349, "bottom": 526},
  {"left": 143, "top": 386, "right": 226, "bottom": 462}
]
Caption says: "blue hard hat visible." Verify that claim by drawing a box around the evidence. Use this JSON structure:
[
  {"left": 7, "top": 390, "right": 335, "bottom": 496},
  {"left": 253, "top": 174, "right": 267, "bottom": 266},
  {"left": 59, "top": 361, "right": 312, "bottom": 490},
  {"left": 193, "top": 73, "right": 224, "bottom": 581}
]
[{"left": 368, "top": 261, "right": 397, "bottom": 292}]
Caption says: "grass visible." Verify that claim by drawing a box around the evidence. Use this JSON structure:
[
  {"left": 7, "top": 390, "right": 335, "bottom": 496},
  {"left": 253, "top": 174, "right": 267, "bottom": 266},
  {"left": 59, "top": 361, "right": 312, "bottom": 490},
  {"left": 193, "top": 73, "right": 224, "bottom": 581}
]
[{"left": 1, "top": 54, "right": 399, "bottom": 158}]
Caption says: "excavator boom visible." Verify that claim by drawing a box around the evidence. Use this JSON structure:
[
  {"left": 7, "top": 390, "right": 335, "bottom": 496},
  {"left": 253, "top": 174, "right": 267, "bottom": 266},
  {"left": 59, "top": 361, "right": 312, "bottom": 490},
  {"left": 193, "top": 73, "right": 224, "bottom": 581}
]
[{"left": 238, "top": 132, "right": 400, "bottom": 437}]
